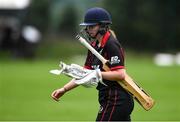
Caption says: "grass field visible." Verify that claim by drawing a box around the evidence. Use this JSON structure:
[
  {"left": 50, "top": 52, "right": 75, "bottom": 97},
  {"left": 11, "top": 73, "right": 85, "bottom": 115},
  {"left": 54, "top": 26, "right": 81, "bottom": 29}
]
[{"left": 0, "top": 52, "right": 180, "bottom": 121}]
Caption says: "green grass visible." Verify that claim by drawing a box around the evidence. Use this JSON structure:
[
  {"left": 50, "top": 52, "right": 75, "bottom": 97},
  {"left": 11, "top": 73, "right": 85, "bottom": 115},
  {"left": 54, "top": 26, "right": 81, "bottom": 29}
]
[
  {"left": 0, "top": 53, "right": 180, "bottom": 121},
  {"left": 125, "top": 55, "right": 180, "bottom": 121}
]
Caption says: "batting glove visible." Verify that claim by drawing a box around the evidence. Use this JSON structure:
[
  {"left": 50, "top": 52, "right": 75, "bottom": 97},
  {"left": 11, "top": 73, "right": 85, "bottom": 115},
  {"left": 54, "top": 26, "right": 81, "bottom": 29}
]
[
  {"left": 74, "top": 69, "right": 107, "bottom": 88},
  {"left": 50, "top": 61, "right": 107, "bottom": 87}
]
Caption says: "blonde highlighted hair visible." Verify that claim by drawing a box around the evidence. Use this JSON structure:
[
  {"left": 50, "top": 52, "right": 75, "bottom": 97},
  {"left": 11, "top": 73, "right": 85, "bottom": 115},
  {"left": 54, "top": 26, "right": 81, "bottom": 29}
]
[{"left": 109, "top": 29, "right": 117, "bottom": 39}]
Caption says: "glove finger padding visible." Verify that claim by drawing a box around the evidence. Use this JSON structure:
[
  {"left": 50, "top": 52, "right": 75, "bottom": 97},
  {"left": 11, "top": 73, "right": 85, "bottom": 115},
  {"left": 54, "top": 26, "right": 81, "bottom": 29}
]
[
  {"left": 49, "top": 62, "right": 67, "bottom": 75},
  {"left": 61, "top": 63, "right": 92, "bottom": 79}
]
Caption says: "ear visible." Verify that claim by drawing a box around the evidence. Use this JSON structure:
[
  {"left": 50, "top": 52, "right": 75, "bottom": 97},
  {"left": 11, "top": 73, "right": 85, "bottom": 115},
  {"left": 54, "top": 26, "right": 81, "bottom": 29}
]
[
  {"left": 98, "top": 24, "right": 109, "bottom": 35},
  {"left": 98, "top": 28, "right": 106, "bottom": 35}
]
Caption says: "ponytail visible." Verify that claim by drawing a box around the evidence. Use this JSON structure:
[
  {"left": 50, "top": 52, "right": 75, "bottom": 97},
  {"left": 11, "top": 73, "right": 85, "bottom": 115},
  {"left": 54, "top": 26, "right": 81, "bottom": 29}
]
[{"left": 109, "top": 29, "right": 117, "bottom": 39}]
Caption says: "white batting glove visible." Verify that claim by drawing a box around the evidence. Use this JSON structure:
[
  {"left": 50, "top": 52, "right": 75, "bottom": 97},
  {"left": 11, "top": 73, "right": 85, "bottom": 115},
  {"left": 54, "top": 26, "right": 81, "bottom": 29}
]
[
  {"left": 74, "top": 69, "right": 107, "bottom": 88},
  {"left": 50, "top": 61, "right": 107, "bottom": 87}
]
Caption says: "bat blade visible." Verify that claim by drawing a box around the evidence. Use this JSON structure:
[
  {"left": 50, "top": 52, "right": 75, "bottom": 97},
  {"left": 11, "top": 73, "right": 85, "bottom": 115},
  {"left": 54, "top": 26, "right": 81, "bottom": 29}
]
[{"left": 120, "top": 74, "right": 155, "bottom": 110}]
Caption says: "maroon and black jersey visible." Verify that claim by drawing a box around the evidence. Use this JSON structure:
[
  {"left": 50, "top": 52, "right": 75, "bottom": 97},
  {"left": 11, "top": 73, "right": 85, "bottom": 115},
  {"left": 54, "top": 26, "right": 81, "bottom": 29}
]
[
  {"left": 84, "top": 31, "right": 134, "bottom": 121},
  {"left": 84, "top": 31, "right": 125, "bottom": 90}
]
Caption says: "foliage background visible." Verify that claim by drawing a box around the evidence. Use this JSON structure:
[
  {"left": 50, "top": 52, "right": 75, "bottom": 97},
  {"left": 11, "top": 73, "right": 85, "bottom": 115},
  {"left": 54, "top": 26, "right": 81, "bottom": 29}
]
[{"left": 25, "top": 0, "right": 179, "bottom": 51}]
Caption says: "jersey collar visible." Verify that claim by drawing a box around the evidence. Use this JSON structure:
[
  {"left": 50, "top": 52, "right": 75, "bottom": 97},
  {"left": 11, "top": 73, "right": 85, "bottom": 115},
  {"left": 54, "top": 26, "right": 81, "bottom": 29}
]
[{"left": 100, "top": 31, "right": 111, "bottom": 48}]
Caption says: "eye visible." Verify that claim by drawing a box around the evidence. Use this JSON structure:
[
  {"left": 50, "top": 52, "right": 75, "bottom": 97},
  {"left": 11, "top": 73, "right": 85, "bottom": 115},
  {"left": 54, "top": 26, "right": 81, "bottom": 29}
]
[{"left": 87, "top": 25, "right": 96, "bottom": 29}]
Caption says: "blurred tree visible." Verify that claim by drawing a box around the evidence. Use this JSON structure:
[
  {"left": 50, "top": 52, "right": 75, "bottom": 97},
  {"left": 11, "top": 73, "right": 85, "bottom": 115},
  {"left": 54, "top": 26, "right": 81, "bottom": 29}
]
[
  {"left": 49, "top": 0, "right": 79, "bottom": 36},
  {"left": 103, "top": 0, "right": 178, "bottom": 51},
  {"left": 25, "top": 0, "right": 104, "bottom": 36},
  {"left": 24, "top": 0, "right": 179, "bottom": 51},
  {"left": 57, "top": 5, "right": 77, "bottom": 35},
  {"left": 174, "top": 0, "right": 179, "bottom": 49},
  {"left": 49, "top": 0, "right": 103, "bottom": 36},
  {"left": 26, "top": 0, "right": 51, "bottom": 32}
]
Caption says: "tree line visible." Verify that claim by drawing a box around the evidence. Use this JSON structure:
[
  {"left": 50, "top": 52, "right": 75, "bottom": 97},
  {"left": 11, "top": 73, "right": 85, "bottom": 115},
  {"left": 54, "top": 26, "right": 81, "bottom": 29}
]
[{"left": 27, "top": 0, "right": 179, "bottom": 51}]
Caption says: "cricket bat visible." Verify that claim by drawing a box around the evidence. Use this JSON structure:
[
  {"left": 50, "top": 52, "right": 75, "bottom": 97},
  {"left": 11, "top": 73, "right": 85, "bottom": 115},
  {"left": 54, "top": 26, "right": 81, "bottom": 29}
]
[{"left": 76, "top": 35, "right": 155, "bottom": 111}]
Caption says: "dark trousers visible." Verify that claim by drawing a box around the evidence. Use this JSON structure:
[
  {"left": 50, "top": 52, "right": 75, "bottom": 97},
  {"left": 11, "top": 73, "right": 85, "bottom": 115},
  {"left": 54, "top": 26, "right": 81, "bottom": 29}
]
[{"left": 96, "top": 87, "right": 134, "bottom": 121}]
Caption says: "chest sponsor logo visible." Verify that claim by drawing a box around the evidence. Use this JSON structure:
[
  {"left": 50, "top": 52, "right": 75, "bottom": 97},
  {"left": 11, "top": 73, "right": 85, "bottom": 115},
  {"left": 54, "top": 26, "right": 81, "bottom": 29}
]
[{"left": 110, "top": 56, "right": 120, "bottom": 65}]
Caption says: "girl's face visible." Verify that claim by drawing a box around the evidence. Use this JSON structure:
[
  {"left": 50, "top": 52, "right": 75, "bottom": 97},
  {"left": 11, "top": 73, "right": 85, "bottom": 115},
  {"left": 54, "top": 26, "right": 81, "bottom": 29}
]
[{"left": 86, "top": 24, "right": 100, "bottom": 38}]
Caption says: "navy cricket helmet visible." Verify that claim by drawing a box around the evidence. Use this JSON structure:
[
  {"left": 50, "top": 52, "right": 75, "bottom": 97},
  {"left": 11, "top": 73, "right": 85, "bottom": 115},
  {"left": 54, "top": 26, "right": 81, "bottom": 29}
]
[{"left": 80, "top": 7, "right": 112, "bottom": 26}]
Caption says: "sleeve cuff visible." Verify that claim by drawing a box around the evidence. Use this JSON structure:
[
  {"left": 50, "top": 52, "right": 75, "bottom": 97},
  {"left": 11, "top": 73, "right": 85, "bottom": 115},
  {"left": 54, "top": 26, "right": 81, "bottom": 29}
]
[
  {"left": 84, "top": 65, "right": 92, "bottom": 69},
  {"left": 110, "top": 66, "right": 125, "bottom": 70}
]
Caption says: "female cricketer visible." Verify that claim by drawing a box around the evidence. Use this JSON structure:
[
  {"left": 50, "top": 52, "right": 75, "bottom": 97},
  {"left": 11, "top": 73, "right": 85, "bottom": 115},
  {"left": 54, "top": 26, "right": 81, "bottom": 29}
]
[{"left": 51, "top": 7, "right": 134, "bottom": 121}]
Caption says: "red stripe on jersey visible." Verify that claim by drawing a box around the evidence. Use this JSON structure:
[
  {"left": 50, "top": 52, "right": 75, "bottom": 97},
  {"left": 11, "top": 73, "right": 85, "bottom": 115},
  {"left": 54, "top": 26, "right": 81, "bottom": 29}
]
[
  {"left": 91, "top": 41, "right": 96, "bottom": 47},
  {"left": 84, "top": 65, "right": 92, "bottom": 69},
  {"left": 100, "top": 88, "right": 111, "bottom": 121},
  {"left": 109, "top": 89, "right": 117, "bottom": 121},
  {"left": 100, "top": 31, "right": 111, "bottom": 48},
  {"left": 110, "top": 66, "right": 125, "bottom": 70}
]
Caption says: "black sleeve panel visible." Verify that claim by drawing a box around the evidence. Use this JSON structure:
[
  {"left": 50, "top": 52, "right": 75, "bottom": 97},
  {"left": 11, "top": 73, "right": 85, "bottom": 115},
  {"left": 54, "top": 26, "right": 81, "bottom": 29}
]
[{"left": 104, "top": 39, "right": 125, "bottom": 70}]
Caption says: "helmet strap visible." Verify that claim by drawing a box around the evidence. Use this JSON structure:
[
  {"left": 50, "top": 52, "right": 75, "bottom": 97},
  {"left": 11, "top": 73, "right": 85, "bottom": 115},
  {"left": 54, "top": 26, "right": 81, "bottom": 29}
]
[
  {"left": 97, "top": 24, "right": 109, "bottom": 35},
  {"left": 83, "top": 27, "right": 98, "bottom": 40},
  {"left": 80, "top": 28, "right": 95, "bottom": 42}
]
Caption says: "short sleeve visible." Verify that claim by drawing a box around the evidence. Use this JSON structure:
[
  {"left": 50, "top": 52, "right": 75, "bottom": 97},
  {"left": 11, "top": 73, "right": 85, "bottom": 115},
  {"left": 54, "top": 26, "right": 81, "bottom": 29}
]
[{"left": 105, "top": 40, "right": 125, "bottom": 70}]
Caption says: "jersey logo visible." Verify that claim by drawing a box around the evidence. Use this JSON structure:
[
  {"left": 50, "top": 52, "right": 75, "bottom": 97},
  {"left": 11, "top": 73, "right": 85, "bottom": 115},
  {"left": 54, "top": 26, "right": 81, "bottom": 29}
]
[{"left": 110, "top": 56, "right": 120, "bottom": 65}]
